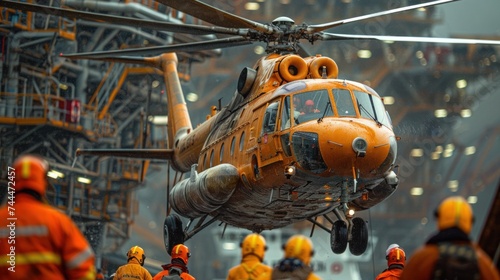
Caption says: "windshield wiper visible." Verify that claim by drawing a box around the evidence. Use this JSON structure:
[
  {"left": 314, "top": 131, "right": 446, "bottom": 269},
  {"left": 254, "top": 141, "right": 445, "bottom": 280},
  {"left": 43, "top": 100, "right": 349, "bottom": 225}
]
[
  {"left": 358, "top": 102, "right": 381, "bottom": 126},
  {"left": 318, "top": 100, "right": 331, "bottom": 123}
]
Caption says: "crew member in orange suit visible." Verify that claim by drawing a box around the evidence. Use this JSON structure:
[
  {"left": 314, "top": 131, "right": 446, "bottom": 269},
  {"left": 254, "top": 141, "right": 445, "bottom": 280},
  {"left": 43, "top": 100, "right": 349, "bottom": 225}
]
[
  {"left": 257, "top": 234, "right": 321, "bottom": 280},
  {"left": 114, "top": 246, "right": 152, "bottom": 280},
  {"left": 227, "top": 233, "right": 272, "bottom": 280},
  {"left": 0, "top": 154, "right": 96, "bottom": 279},
  {"left": 153, "top": 244, "right": 195, "bottom": 280},
  {"left": 375, "top": 244, "right": 406, "bottom": 280},
  {"left": 401, "top": 196, "right": 499, "bottom": 280}
]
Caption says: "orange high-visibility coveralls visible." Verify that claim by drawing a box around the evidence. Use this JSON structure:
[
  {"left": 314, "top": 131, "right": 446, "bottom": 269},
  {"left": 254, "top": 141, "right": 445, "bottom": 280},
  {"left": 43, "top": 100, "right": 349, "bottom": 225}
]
[
  {"left": 375, "top": 266, "right": 404, "bottom": 280},
  {"left": 227, "top": 254, "right": 272, "bottom": 280},
  {"left": 153, "top": 265, "right": 195, "bottom": 280},
  {"left": 400, "top": 243, "right": 499, "bottom": 280},
  {"left": 113, "top": 258, "right": 152, "bottom": 280},
  {"left": 0, "top": 194, "right": 96, "bottom": 279}
]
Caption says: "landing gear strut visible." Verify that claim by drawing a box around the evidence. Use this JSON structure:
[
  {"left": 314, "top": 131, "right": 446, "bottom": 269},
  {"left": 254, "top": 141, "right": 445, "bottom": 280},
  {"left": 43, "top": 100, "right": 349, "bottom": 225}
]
[{"left": 330, "top": 207, "right": 368, "bottom": 255}]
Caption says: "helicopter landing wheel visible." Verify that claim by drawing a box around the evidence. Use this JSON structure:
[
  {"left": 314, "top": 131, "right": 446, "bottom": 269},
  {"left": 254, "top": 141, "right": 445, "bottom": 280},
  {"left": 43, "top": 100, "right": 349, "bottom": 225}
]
[
  {"left": 349, "top": 217, "right": 368, "bottom": 256},
  {"left": 163, "top": 214, "right": 184, "bottom": 255},
  {"left": 330, "top": 220, "right": 348, "bottom": 254}
]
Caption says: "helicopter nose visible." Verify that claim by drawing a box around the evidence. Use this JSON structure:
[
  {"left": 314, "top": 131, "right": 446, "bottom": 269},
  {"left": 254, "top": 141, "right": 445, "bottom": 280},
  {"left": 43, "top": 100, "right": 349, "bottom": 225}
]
[
  {"left": 352, "top": 137, "right": 368, "bottom": 157},
  {"left": 320, "top": 119, "right": 396, "bottom": 177}
]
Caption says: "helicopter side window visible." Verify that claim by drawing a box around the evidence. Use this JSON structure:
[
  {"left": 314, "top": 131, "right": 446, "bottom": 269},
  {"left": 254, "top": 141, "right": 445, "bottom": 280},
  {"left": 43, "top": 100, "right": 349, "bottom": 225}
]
[
  {"left": 262, "top": 101, "right": 279, "bottom": 134},
  {"left": 239, "top": 131, "right": 245, "bottom": 152},
  {"left": 219, "top": 142, "right": 225, "bottom": 162},
  {"left": 333, "top": 89, "right": 356, "bottom": 117},
  {"left": 230, "top": 136, "right": 236, "bottom": 156}
]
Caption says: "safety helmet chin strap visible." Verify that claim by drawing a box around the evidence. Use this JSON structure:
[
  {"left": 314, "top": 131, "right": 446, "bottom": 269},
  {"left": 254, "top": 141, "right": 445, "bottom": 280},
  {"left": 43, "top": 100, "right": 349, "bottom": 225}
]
[
  {"left": 128, "top": 256, "right": 145, "bottom": 266},
  {"left": 242, "top": 252, "right": 263, "bottom": 262}
]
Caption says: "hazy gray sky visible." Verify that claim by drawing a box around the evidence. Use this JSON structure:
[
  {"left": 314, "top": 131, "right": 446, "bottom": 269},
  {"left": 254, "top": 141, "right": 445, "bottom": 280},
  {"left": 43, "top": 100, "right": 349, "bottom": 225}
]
[{"left": 435, "top": 0, "right": 500, "bottom": 36}]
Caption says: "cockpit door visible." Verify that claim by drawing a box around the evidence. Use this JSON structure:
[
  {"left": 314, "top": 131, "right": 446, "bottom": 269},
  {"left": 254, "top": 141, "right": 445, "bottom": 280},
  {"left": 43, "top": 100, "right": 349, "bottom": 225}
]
[{"left": 258, "top": 100, "right": 284, "bottom": 167}]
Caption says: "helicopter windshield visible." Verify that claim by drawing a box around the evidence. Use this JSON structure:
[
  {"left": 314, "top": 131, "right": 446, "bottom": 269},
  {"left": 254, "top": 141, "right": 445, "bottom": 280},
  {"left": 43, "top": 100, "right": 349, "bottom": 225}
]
[
  {"left": 281, "top": 89, "right": 333, "bottom": 129},
  {"left": 333, "top": 89, "right": 356, "bottom": 117},
  {"left": 354, "top": 90, "right": 392, "bottom": 128}
]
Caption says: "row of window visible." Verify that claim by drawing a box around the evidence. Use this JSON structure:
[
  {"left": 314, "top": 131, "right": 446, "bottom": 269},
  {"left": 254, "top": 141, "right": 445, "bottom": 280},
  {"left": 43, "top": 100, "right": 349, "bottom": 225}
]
[{"left": 201, "top": 130, "right": 247, "bottom": 169}]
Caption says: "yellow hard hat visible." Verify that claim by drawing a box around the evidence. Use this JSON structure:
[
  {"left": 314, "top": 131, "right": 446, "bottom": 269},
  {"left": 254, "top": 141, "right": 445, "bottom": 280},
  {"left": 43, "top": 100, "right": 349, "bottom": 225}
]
[
  {"left": 283, "top": 235, "right": 314, "bottom": 265},
  {"left": 127, "top": 246, "right": 146, "bottom": 265},
  {"left": 13, "top": 154, "right": 49, "bottom": 196},
  {"left": 435, "top": 196, "right": 474, "bottom": 234},
  {"left": 240, "top": 233, "right": 267, "bottom": 261}
]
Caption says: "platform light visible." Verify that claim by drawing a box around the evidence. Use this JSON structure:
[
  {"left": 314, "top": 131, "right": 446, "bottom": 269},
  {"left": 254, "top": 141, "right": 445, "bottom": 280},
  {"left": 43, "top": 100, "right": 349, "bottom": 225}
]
[
  {"left": 434, "top": 109, "right": 447, "bottom": 118},
  {"left": 47, "top": 169, "right": 64, "bottom": 179},
  {"left": 445, "top": 143, "right": 455, "bottom": 153},
  {"left": 357, "top": 50, "right": 372, "bottom": 59},
  {"left": 447, "top": 180, "right": 459, "bottom": 192},
  {"left": 244, "top": 2, "right": 260, "bottom": 10},
  {"left": 464, "top": 146, "right": 476, "bottom": 156},
  {"left": 410, "top": 148, "right": 423, "bottom": 157},
  {"left": 254, "top": 45, "right": 265, "bottom": 55},
  {"left": 383, "top": 96, "right": 395, "bottom": 105},
  {"left": 415, "top": 51, "right": 424, "bottom": 59},
  {"left": 152, "top": 80, "right": 160, "bottom": 88},
  {"left": 456, "top": 79, "right": 467, "bottom": 89},
  {"left": 431, "top": 152, "right": 440, "bottom": 160},
  {"left": 149, "top": 115, "right": 168, "bottom": 125},
  {"left": 410, "top": 187, "right": 424, "bottom": 196},
  {"left": 435, "top": 145, "right": 443, "bottom": 154},
  {"left": 186, "top": 92, "right": 198, "bottom": 102},
  {"left": 467, "top": 196, "right": 478, "bottom": 204},
  {"left": 460, "top": 109, "right": 472, "bottom": 118},
  {"left": 222, "top": 242, "right": 238, "bottom": 250},
  {"left": 77, "top": 177, "right": 91, "bottom": 184}
]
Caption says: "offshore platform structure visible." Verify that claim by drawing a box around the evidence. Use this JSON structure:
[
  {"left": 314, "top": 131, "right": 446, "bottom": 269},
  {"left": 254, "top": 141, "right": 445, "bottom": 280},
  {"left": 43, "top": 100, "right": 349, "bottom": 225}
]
[{"left": 0, "top": 0, "right": 216, "bottom": 266}]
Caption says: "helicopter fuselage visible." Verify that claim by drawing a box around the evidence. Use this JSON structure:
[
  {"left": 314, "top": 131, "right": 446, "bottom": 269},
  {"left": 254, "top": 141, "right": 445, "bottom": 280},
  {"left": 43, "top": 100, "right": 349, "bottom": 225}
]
[{"left": 169, "top": 53, "right": 398, "bottom": 231}]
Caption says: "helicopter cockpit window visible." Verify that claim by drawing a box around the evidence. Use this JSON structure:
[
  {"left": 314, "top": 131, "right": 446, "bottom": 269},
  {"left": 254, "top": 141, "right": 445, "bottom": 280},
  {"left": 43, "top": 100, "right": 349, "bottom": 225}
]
[
  {"left": 262, "top": 101, "right": 279, "bottom": 134},
  {"left": 293, "top": 89, "right": 332, "bottom": 124},
  {"left": 333, "top": 89, "right": 356, "bottom": 117},
  {"left": 354, "top": 90, "right": 391, "bottom": 127}
]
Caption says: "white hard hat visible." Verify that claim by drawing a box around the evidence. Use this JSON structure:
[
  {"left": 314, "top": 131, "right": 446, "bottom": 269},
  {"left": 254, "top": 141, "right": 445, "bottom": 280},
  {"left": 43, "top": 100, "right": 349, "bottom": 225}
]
[{"left": 386, "top": 244, "right": 400, "bottom": 256}]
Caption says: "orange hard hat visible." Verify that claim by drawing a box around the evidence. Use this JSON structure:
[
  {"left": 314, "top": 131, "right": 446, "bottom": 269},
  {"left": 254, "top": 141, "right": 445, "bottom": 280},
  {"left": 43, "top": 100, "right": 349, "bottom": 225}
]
[
  {"left": 13, "top": 154, "right": 49, "bottom": 196},
  {"left": 240, "top": 233, "right": 267, "bottom": 261},
  {"left": 386, "top": 246, "right": 406, "bottom": 266},
  {"left": 435, "top": 196, "right": 474, "bottom": 234},
  {"left": 283, "top": 235, "right": 314, "bottom": 265},
  {"left": 305, "top": 99, "right": 314, "bottom": 106},
  {"left": 171, "top": 244, "right": 191, "bottom": 265}
]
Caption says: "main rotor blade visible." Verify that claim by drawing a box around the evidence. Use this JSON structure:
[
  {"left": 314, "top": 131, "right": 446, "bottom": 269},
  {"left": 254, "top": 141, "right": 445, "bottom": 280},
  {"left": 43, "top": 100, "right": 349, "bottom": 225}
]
[
  {"left": 61, "top": 37, "right": 252, "bottom": 59},
  {"left": 0, "top": 0, "right": 244, "bottom": 36},
  {"left": 157, "top": 0, "right": 274, "bottom": 34},
  {"left": 320, "top": 32, "right": 500, "bottom": 45},
  {"left": 307, "top": 0, "right": 458, "bottom": 33}
]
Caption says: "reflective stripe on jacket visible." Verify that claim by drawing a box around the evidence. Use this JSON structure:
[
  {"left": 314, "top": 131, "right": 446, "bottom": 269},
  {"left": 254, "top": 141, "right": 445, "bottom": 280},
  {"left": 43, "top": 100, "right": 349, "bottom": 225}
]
[{"left": 0, "top": 195, "right": 96, "bottom": 280}]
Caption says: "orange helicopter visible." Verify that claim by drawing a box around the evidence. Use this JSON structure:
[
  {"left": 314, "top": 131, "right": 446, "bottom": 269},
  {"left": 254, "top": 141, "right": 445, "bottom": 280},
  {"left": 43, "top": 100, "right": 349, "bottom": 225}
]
[{"left": 3, "top": 0, "right": 500, "bottom": 256}]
